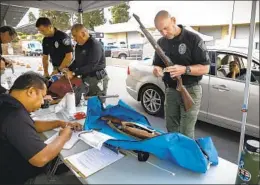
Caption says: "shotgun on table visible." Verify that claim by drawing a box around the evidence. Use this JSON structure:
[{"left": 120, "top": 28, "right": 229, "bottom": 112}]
[{"left": 132, "top": 13, "right": 194, "bottom": 112}]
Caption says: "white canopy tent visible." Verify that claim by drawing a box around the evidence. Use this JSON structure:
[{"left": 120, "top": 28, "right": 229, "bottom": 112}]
[
  {"left": 0, "top": 1, "right": 124, "bottom": 23},
  {"left": 1, "top": 1, "right": 258, "bottom": 182},
  {"left": 0, "top": 4, "right": 29, "bottom": 27},
  {"left": 183, "top": 26, "right": 214, "bottom": 42},
  {"left": 0, "top": 1, "right": 121, "bottom": 13}
]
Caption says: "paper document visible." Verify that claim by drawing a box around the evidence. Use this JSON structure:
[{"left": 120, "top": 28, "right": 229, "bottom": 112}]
[
  {"left": 64, "top": 146, "right": 124, "bottom": 178},
  {"left": 78, "top": 130, "right": 115, "bottom": 150},
  {"left": 33, "top": 106, "right": 55, "bottom": 117},
  {"left": 44, "top": 131, "right": 80, "bottom": 150},
  {"left": 32, "top": 113, "right": 59, "bottom": 121}
]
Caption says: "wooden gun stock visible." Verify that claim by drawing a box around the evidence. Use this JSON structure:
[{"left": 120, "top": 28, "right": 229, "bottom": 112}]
[
  {"left": 133, "top": 13, "right": 194, "bottom": 111},
  {"left": 176, "top": 76, "right": 195, "bottom": 112},
  {"left": 101, "top": 116, "right": 160, "bottom": 139}
]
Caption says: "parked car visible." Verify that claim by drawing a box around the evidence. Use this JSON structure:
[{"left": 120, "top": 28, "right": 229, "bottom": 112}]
[
  {"left": 126, "top": 46, "right": 259, "bottom": 138},
  {"left": 21, "top": 40, "right": 43, "bottom": 56},
  {"left": 111, "top": 43, "right": 143, "bottom": 59},
  {"left": 104, "top": 45, "right": 119, "bottom": 57}
]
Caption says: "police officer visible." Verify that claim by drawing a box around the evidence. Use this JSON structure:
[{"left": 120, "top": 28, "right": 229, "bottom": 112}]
[
  {"left": 64, "top": 24, "right": 109, "bottom": 97},
  {"left": 152, "top": 10, "right": 210, "bottom": 139},
  {"left": 0, "top": 26, "right": 17, "bottom": 94},
  {"left": 36, "top": 17, "right": 73, "bottom": 78},
  {"left": 0, "top": 72, "right": 82, "bottom": 184}
]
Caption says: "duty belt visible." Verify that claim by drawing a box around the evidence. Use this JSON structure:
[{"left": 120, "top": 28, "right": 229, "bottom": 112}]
[
  {"left": 165, "top": 81, "right": 200, "bottom": 88},
  {"left": 82, "top": 68, "right": 107, "bottom": 79}
]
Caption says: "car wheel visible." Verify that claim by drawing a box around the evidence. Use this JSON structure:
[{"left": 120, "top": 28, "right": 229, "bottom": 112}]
[
  {"left": 119, "top": 54, "right": 127, "bottom": 59},
  {"left": 140, "top": 85, "right": 164, "bottom": 116}
]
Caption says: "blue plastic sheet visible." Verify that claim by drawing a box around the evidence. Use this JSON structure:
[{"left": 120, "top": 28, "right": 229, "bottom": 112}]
[{"left": 84, "top": 97, "right": 219, "bottom": 173}]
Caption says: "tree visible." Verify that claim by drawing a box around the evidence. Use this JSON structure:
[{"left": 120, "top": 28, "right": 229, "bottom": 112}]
[
  {"left": 39, "top": 10, "right": 71, "bottom": 31},
  {"left": 78, "top": 9, "right": 106, "bottom": 30},
  {"left": 28, "top": 12, "right": 36, "bottom": 23},
  {"left": 110, "top": 2, "right": 130, "bottom": 24}
]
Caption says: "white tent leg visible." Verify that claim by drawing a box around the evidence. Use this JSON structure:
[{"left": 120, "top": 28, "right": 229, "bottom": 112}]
[
  {"left": 79, "top": 13, "right": 83, "bottom": 24},
  {"left": 70, "top": 13, "right": 74, "bottom": 26},
  {"left": 78, "top": 0, "right": 83, "bottom": 24},
  {"left": 228, "top": 0, "right": 235, "bottom": 47},
  {"left": 236, "top": 0, "right": 257, "bottom": 166}
]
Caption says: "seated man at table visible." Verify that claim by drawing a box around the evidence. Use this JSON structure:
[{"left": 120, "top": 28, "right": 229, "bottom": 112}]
[
  {"left": 0, "top": 58, "right": 8, "bottom": 94},
  {"left": 0, "top": 71, "right": 82, "bottom": 184}
]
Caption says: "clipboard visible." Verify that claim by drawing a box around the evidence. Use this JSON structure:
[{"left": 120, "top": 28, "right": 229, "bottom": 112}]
[
  {"left": 64, "top": 159, "right": 87, "bottom": 179},
  {"left": 64, "top": 146, "right": 125, "bottom": 179}
]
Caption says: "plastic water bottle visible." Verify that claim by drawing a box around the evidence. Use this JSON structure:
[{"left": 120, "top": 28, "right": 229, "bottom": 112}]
[
  {"left": 235, "top": 140, "right": 260, "bottom": 184},
  {"left": 79, "top": 93, "right": 87, "bottom": 107}
]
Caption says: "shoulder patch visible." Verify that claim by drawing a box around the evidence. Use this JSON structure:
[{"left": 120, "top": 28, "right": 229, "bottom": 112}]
[
  {"left": 63, "top": 37, "right": 71, "bottom": 46},
  {"left": 198, "top": 40, "right": 207, "bottom": 51}
]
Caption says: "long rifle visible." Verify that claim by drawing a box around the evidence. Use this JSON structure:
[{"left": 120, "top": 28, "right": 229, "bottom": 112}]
[{"left": 133, "top": 14, "right": 194, "bottom": 112}]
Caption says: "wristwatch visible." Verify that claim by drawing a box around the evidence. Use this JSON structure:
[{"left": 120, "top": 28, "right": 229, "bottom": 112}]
[{"left": 185, "top": 66, "right": 191, "bottom": 75}]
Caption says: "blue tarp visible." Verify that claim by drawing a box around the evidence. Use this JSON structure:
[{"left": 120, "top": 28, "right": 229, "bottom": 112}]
[{"left": 84, "top": 97, "right": 219, "bottom": 173}]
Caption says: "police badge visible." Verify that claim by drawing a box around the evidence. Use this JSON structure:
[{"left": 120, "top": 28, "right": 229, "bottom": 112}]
[
  {"left": 178, "top": 43, "right": 186, "bottom": 55},
  {"left": 54, "top": 41, "right": 59, "bottom": 48}
]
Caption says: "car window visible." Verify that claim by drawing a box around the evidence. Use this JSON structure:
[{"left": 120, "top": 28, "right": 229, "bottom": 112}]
[
  {"left": 241, "top": 57, "right": 259, "bottom": 70},
  {"left": 130, "top": 44, "right": 135, "bottom": 49},
  {"left": 216, "top": 52, "right": 259, "bottom": 84},
  {"left": 29, "top": 43, "right": 35, "bottom": 48},
  {"left": 130, "top": 44, "right": 143, "bottom": 49},
  {"left": 241, "top": 57, "right": 260, "bottom": 84}
]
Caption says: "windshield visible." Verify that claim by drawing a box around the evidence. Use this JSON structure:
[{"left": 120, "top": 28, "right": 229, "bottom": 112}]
[{"left": 29, "top": 43, "right": 42, "bottom": 49}]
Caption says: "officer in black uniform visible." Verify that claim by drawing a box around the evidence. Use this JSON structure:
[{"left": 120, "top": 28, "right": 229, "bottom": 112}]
[
  {"left": 0, "top": 72, "right": 82, "bottom": 184},
  {"left": 64, "top": 24, "right": 109, "bottom": 98},
  {"left": 36, "top": 17, "right": 73, "bottom": 78},
  {"left": 153, "top": 10, "right": 210, "bottom": 139},
  {"left": 0, "top": 26, "right": 17, "bottom": 94}
]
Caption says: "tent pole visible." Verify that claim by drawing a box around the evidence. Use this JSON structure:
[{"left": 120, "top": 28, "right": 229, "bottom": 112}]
[
  {"left": 79, "top": 13, "right": 83, "bottom": 24},
  {"left": 71, "top": 13, "right": 74, "bottom": 26},
  {"left": 236, "top": 0, "right": 256, "bottom": 166},
  {"left": 228, "top": 0, "right": 235, "bottom": 47},
  {"left": 78, "top": 0, "right": 83, "bottom": 24}
]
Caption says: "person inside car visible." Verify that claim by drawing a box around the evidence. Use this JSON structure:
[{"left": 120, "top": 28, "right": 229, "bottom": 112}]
[
  {"left": 226, "top": 60, "right": 247, "bottom": 80},
  {"left": 226, "top": 60, "right": 256, "bottom": 82}
]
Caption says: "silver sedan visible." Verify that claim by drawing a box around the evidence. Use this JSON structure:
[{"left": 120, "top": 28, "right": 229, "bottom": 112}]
[{"left": 126, "top": 47, "right": 259, "bottom": 138}]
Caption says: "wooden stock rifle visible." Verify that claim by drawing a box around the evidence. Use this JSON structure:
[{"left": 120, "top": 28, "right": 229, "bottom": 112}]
[
  {"left": 133, "top": 13, "right": 194, "bottom": 112},
  {"left": 101, "top": 116, "right": 161, "bottom": 140}
]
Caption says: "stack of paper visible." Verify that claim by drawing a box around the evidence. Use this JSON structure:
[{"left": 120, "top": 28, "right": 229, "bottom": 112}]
[
  {"left": 78, "top": 130, "right": 115, "bottom": 150},
  {"left": 64, "top": 146, "right": 125, "bottom": 178},
  {"left": 44, "top": 130, "right": 114, "bottom": 150}
]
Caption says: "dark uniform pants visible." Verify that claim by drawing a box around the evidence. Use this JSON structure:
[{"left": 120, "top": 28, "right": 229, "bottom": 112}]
[
  {"left": 164, "top": 84, "right": 202, "bottom": 139},
  {"left": 83, "top": 75, "right": 109, "bottom": 97}
]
